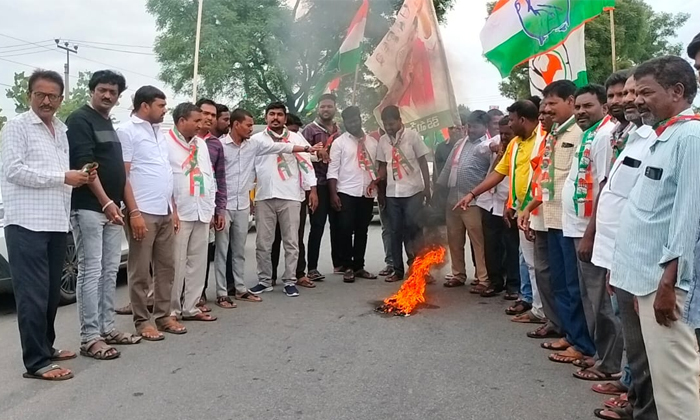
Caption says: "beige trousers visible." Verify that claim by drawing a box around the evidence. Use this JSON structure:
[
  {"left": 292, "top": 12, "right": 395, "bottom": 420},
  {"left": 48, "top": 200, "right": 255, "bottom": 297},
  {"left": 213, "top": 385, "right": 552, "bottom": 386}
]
[
  {"left": 638, "top": 289, "right": 700, "bottom": 420},
  {"left": 171, "top": 221, "right": 209, "bottom": 318},
  {"left": 446, "top": 206, "right": 488, "bottom": 284}
]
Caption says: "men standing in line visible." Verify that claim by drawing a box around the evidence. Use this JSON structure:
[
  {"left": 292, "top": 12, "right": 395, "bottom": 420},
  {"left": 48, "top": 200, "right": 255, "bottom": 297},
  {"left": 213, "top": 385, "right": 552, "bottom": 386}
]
[
  {"left": 563, "top": 84, "right": 621, "bottom": 381},
  {"left": 117, "top": 86, "right": 186, "bottom": 340},
  {"left": 1, "top": 70, "right": 93, "bottom": 380},
  {"left": 371, "top": 105, "right": 431, "bottom": 283},
  {"left": 167, "top": 103, "right": 217, "bottom": 322},
  {"left": 519, "top": 80, "right": 596, "bottom": 364},
  {"left": 689, "top": 33, "right": 700, "bottom": 77},
  {"left": 67, "top": 70, "right": 141, "bottom": 362},
  {"left": 590, "top": 72, "right": 659, "bottom": 420},
  {"left": 611, "top": 56, "right": 700, "bottom": 420},
  {"left": 302, "top": 94, "right": 341, "bottom": 280},
  {"left": 438, "top": 111, "right": 492, "bottom": 291},
  {"left": 328, "top": 106, "right": 378, "bottom": 283}
]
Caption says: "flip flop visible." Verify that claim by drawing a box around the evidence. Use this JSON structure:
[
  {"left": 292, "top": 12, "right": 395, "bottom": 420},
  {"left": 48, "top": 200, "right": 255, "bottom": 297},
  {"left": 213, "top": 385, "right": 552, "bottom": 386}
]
[
  {"left": 604, "top": 394, "right": 629, "bottom": 409},
  {"left": 216, "top": 296, "right": 237, "bottom": 308},
  {"left": 527, "top": 325, "right": 562, "bottom": 339},
  {"left": 355, "top": 270, "right": 377, "bottom": 279},
  {"left": 511, "top": 311, "right": 547, "bottom": 324},
  {"left": 23, "top": 364, "right": 74, "bottom": 381},
  {"left": 541, "top": 338, "right": 570, "bottom": 351},
  {"left": 591, "top": 381, "right": 627, "bottom": 396},
  {"left": 574, "top": 368, "right": 622, "bottom": 382},
  {"left": 138, "top": 325, "right": 165, "bottom": 341},
  {"left": 296, "top": 277, "right": 316, "bottom": 288},
  {"left": 235, "top": 292, "right": 262, "bottom": 303},
  {"left": 573, "top": 356, "right": 596, "bottom": 368},
  {"left": 51, "top": 349, "right": 77, "bottom": 361},
  {"left": 549, "top": 347, "right": 585, "bottom": 364},
  {"left": 594, "top": 407, "right": 632, "bottom": 420},
  {"left": 157, "top": 320, "right": 188, "bottom": 335},
  {"left": 182, "top": 313, "right": 218, "bottom": 322}
]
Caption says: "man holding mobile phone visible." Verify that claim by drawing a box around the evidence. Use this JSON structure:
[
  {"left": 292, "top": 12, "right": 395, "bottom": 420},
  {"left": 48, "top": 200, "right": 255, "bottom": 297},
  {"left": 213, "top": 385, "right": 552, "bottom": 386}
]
[{"left": 67, "top": 70, "right": 142, "bottom": 361}]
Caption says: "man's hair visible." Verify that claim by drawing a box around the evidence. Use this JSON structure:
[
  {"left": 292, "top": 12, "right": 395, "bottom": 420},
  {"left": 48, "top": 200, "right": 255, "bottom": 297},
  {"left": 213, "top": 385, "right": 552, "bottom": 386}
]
[
  {"left": 215, "top": 104, "right": 230, "bottom": 118},
  {"left": 88, "top": 70, "right": 127, "bottom": 94},
  {"left": 286, "top": 113, "right": 303, "bottom": 127},
  {"left": 265, "top": 101, "right": 287, "bottom": 116},
  {"left": 230, "top": 108, "right": 254, "bottom": 124},
  {"left": 634, "top": 56, "right": 697, "bottom": 102},
  {"left": 341, "top": 106, "right": 361, "bottom": 120},
  {"left": 467, "top": 110, "right": 490, "bottom": 127},
  {"left": 542, "top": 80, "right": 577, "bottom": 100},
  {"left": 195, "top": 98, "right": 217, "bottom": 109},
  {"left": 318, "top": 93, "right": 337, "bottom": 105},
  {"left": 28, "top": 69, "right": 64, "bottom": 95},
  {"left": 506, "top": 100, "right": 539, "bottom": 121},
  {"left": 132, "top": 85, "right": 166, "bottom": 111},
  {"left": 380, "top": 105, "right": 401, "bottom": 121},
  {"left": 604, "top": 70, "right": 629, "bottom": 91},
  {"left": 172, "top": 102, "right": 200, "bottom": 125},
  {"left": 499, "top": 115, "right": 510, "bottom": 126},
  {"left": 574, "top": 84, "right": 607, "bottom": 105},
  {"left": 688, "top": 32, "right": 700, "bottom": 59},
  {"left": 526, "top": 95, "right": 541, "bottom": 109},
  {"left": 486, "top": 108, "right": 504, "bottom": 119}
]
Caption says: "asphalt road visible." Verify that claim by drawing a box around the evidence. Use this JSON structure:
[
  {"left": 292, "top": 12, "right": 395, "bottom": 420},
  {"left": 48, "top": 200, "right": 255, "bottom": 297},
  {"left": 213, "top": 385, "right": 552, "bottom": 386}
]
[{"left": 0, "top": 223, "right": 603, "bottom": 420}]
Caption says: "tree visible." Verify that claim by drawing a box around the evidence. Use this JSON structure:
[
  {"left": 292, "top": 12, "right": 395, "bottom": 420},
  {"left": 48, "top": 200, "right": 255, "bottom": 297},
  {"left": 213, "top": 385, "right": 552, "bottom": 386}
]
[
  {"left": 146, "top": 0, "right": 455, "bottom": 119},
  {"left": 0, "top": 108, "right": 6, "bottom": 131},
  {"left": 457, "top": 104, "right": 470, "bottom": 124},
  {"left": 5, "top": 71, "right": 92, "bottom": 122},
  {"left": 486, "top": 0, "right": 690, "bottom": 100}
]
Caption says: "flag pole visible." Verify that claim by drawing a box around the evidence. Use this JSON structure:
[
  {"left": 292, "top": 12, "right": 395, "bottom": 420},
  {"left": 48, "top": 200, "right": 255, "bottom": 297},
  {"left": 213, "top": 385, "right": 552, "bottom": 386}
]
[
  {"left": 351, "top": 64, "right": 360, "bottom": 105},
  {"left": 609, "top": 8, "right": 616, "bottom": 72},
  {"left": 192, "top": 0, "right": 204, "bottom": 101}
]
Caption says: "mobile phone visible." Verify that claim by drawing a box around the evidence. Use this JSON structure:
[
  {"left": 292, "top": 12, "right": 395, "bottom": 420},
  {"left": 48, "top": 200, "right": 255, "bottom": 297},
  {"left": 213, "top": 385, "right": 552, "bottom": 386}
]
[
  {"left": 644, "top": 166, "right": 663, "bottom": 180},
  {"left": 82, "top": 162, "right": 99, "bottom": 172},
  {"left": 622, "top": 156, "right": 641, "bottom": 168}
]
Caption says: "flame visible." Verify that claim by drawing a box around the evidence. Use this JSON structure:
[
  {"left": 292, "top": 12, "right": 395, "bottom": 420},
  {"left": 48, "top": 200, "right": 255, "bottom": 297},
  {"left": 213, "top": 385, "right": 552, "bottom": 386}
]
[{"left": 379, "top": 246, "right": 446, "bottom": 316}]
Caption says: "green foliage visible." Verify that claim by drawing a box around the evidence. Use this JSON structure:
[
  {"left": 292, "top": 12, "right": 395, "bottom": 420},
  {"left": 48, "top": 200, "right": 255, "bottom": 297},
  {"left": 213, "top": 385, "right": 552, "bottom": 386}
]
[
  {"left": 146, "top": 0, "right": 455, "bottom": 120},
  {"left": 5, "top": 71, "right": 93, "bottom": 122},
  {"left": 486, "top": 0, "right": 690, "bottom": 100},
  {"left": 6, "top": 71, "right": 29, "bottom": 114},
  {"left": 0, "top": 108, "right": 6, "bottom": 131}
]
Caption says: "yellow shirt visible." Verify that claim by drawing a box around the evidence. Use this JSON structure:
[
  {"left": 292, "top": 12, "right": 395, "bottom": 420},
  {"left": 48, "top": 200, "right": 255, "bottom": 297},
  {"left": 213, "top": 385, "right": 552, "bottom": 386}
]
[{"left": 494, "top": 130, "right": 537, "bottom": 205}]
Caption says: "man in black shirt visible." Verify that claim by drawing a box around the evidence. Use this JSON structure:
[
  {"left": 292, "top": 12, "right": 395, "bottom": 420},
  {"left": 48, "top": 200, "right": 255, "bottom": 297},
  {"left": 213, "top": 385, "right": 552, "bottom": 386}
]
[{"left": 67, "top": 70, "right": 141, "bottom": 360}]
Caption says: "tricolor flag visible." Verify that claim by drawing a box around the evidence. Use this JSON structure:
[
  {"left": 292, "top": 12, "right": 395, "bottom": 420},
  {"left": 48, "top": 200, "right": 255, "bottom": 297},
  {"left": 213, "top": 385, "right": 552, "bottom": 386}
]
[
  {"left": 304, "top": 0, "right": 368, "bottom": 112},
  {"left": 529, "top": 24, "right": 587, "bottom": 95},
  {"left": 480, "top": 0, "right": 614, "bottom": 78}
]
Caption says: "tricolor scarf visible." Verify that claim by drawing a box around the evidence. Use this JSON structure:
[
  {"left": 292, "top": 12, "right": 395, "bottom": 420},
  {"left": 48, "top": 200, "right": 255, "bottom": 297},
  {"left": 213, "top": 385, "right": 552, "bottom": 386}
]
[
  {"left": 573, "top": 114, "right": 612, "bottom": 217},
  {"left": 266, "top": 127, "right": 312, "bottom": 183},
  {"left": 537, "top": 116, "right": 576, "bottom": 202},
  {"left": 653, "top": 114, "right": 700, "bottom": 137},
  {"left": 169, "top": 127, "right": 205, "bottom": 196},
  {"left": 356, "top": 135, "right": 377, "bottom": 180},
  {"left": 389, "top": 130, "right": 414, "bottom": 180},
  {"left": 506, "top": 125, "right": 545, "bottom": 213},
  {"left": 609, "top": 121, "right": 635, "bottom": 169}
]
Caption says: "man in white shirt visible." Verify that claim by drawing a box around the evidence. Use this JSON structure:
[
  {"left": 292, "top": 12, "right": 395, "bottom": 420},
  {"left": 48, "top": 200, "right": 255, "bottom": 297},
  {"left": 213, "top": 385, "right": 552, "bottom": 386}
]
[
  {"left": 328, "top": 106, "right": 378, "bottom": 283},
  {"left": 166, "top": 103, "right": 217, "bottom": 322},
  {"left": 117, "top": 86, "right": 186, "bottom": 340},
  {"left": 371, "top": 105, "right": 431, "bottom": 283},
  {"left": 562, "top": 84, "right": 622, "bottom": 382},
  {"left": 249, "top": 102, "right": 318, "bottom": 297},
  {"left": 1, "top": 70, "right": 93, "bottom": 380},
  {"left": 214, "top": 108, "right": 320, "bottom": 307}
]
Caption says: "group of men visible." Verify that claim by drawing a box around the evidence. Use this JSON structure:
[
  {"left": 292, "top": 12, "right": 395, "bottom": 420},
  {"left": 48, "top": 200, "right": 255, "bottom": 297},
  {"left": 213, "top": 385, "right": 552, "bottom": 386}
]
[{"left": 2, "top": 32, "right": 700, "bottom": 420}]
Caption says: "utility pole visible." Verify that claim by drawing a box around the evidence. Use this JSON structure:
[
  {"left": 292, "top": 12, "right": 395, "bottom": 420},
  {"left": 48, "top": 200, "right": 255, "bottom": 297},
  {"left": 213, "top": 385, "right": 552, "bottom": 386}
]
[{"left": 55, "top": 39, "right": 78, "bottom": 100}]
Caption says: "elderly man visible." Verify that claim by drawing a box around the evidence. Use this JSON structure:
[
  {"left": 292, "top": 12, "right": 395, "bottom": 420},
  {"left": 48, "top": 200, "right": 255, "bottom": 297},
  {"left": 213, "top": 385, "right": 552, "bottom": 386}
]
[{"left": 1, "top": 69, "right": 93, "bottom": 380}]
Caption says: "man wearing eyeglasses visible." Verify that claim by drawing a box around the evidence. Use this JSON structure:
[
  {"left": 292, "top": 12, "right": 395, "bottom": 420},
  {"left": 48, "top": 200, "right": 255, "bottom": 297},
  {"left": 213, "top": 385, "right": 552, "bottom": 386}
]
[{"left": 1, "top": 70, "right": 95, "bottom": 381}]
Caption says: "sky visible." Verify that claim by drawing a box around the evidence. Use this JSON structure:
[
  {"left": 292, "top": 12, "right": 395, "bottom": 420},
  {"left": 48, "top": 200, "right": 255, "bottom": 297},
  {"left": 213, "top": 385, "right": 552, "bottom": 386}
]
[{"left": 0, "top": 0, "right": 696, "bottom": 123}]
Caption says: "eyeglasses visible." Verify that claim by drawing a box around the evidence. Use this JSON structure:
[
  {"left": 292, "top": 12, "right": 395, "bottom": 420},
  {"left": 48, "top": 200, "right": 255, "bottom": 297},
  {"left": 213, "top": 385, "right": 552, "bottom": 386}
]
[{"left": 32, "top": 92, "right": 61, "bottom": 103}]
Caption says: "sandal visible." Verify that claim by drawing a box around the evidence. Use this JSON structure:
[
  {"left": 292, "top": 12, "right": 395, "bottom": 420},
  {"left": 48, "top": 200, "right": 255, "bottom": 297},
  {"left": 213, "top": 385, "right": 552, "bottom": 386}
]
[
  {"left": 138, "top": 325, "right": 165, "bottom": 341},
  {"left": 115, "top": 303, "right": 132, "bottom": 315},
  {"left": 385, "top": 274, "right": 402, "bottom": 282},
  {"left": 308, "top": 270, "right": 326, "bottom": 282},
  {"left": 182, "top": 313, "right": 218, "bottom": 322},
  {"left": 574, "top": 367, "right": 622, "bottom": 382},
  {"left": 51, "top": 349, "right": 77, "bottom": 361},
  {"left": 541, "top": 338, "right": 570, "bottom": 351},
  {"left": 549, "top": 347, "right": 584, "bottom": 364},
  {"left": 23, "top": 364, "right": 74, "bottom": 381},
  {"left": 604, "top": 394, "right": 629, "bottom": 409},
  {"left": 503, "top": 292, "right": 519, "bottom": 301},
  {"left": 296, "top": 276, "right": 316, "bottom": 288},
  {"left": 511, "top": 311, "right": 547, "bottom": 324},
  {"left": 480, "top": 287, "right": 502, "bottom": 297},
  {"left": 355, "top": 269, "right": 377, "bottom": 279},
  {"left": 102, "top": 330, "right": 142, "bottom": 345},
  {"left": 594, "top": 407, "right": 632, "bottom": 420},
  {"left": 443, "top": 278, "right": 465, "bottom": 288},
  {"left": 505, "top": 300, "right": 532, "bottom": 315},
  {"left": 80, "top": 339, "right": 120, "bottom": 360},
  {"left": 235, "top": 292, "right": 262, "bottom": 302},
  {"left": 527, "top": 325, "right": 562, "bottom": 339},
  {"left": 379, "top": 266, "right": 394, "bottom": 276},
  {"left": 470, "top": 279, "right": 479, "bottom": 286},
  {"left": 216, "top": 296, "right": 237, "bottom": 308},
  {"left": 470, "top": 283, "right": 488, "bottom": 294},
  {"left": 158, "top": 318, "right": 188, "bottom": 334},
  {"left": 591, "top": 381, "right": 627, "bottom": 396},
  {"left": 573, "top": 356, "right": 596, "bottom": 369},
  {"left": 343, "top": 268, "right": 356, "bottom": 283}
]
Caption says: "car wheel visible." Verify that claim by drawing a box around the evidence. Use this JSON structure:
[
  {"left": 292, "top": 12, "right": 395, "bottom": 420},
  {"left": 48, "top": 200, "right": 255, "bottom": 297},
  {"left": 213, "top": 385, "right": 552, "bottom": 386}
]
[{"left": 60, "top": 234, "right": 78, "bottom": 305}]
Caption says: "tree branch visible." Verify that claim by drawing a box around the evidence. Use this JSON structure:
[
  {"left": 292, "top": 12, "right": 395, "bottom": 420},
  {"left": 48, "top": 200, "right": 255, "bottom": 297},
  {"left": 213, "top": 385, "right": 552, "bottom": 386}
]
[{"left": 292, "top": 0, "right": 302, "bottom": 20}]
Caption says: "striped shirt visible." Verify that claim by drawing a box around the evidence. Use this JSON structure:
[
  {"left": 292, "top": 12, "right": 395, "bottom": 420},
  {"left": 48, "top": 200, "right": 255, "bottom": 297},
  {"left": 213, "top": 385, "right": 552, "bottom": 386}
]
[
  {"left": 611, "top": 108, "right": 700, "bottom": 301},
  {"left": 437, "top": 135, "right": 492, "bottom": 209}
]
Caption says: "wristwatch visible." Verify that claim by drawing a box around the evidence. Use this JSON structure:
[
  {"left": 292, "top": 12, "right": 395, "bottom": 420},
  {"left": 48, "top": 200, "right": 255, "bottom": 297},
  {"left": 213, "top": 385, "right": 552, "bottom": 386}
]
[{"left": 304, "top": 145, "right": 311, "bottom": 153}]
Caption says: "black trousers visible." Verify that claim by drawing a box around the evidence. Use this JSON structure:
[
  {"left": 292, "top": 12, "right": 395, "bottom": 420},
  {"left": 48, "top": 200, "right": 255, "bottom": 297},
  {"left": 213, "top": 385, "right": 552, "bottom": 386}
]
[
  {"left": 481, "top": 209, "right": 520, "bottom": 293},
  {"left": 336, "top": 193, "right": 374, "bottom": 271},
  {"left": 307, "top": 184, "right": 340, "bottom": 270},
  {"left": 386, "top": 193, "right": 424, "bottom": 277},
  {"left": 272, "top": 198, "right": 308, "bottom": 280},
  {"left": 5, "top": 225, "right": 67, "bottom": 373}
]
